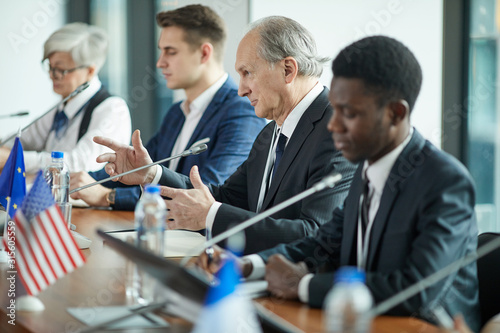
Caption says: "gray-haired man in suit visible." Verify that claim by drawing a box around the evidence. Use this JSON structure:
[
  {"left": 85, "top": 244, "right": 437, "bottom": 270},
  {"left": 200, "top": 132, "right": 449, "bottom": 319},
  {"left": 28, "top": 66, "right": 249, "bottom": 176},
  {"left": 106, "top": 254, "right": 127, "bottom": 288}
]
[{"left": 93, "top": 16, "right": 356, "bottom": 254}]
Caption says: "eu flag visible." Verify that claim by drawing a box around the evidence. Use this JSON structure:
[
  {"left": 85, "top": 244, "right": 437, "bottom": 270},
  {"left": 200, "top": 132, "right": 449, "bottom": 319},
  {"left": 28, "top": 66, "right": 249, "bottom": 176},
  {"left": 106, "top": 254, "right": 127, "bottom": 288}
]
[{"left": 0, "top": 137, "right": 26, "bottom": 219}]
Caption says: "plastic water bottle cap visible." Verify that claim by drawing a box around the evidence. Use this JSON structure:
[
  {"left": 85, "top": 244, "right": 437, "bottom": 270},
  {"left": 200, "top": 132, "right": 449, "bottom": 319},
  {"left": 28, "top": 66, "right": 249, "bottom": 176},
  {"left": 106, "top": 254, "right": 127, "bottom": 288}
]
[
  {"left": 145, "top": 184, "right": 160, "bottom": 194},
  {"left": 51, "top": 151, "right": 64, "bottom": 158},
  {"left": 334, "top": 266, "right": 366, "bottom": 283}
]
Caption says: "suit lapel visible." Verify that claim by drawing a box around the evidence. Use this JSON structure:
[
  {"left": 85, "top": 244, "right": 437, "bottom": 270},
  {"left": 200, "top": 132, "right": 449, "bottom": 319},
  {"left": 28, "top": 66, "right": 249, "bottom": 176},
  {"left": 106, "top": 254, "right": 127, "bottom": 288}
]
[
  {"left": 340, "top": 166, "right": 364, "bottom": 265},
  {"left": 248, "top": 123, "right": 276, "bottom": 211},
  {"left": 160, "top": 106, "right": 185, "bottom": 160},
  {"left": 176, "top": 78, "right": 234, "bottom": 172},
  {"left": 261, "top": 88, "right": 329, "bottom": 210},
  {"left": 366, "top": 130, "right": 426, "bottom": 269},
  {"left": 187, "top": 78, "right": 234, "bottom": 147}
]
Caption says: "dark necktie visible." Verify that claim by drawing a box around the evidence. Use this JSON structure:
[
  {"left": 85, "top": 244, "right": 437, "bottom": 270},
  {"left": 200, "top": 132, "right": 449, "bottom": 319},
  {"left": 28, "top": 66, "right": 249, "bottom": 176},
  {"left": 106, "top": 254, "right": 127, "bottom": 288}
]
[
  {"left": 361, "top": 177, "right": 372, "bottom": 234},
  {"left": 272, "top": 132, "right": 288, "bottom": 179},
  {"left": 52, "top": 110, "right": 68, "bottom": 139}
]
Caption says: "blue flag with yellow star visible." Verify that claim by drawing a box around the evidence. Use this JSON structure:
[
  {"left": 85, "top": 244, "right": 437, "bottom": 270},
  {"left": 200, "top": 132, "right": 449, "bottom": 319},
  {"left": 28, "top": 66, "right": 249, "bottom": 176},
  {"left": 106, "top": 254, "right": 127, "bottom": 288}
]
[{"left": 0, "top": 137, "right": 26, "bottom": 219}]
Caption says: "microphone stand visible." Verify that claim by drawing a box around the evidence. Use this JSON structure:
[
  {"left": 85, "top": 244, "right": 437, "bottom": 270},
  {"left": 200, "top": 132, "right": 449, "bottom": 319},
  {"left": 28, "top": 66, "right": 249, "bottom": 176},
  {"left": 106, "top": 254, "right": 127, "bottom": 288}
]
[
  {"left": 369, "top": 235, "right": 500, "bottom": 317},
  {"left": 0, "top": 82, "right": 90, "bottom": 147},
  {"left": 180, "top": 172, "right": 343, "bottom": 266},
  {"left": 69, "top": 143, "right": 208, "bottom": 194}
]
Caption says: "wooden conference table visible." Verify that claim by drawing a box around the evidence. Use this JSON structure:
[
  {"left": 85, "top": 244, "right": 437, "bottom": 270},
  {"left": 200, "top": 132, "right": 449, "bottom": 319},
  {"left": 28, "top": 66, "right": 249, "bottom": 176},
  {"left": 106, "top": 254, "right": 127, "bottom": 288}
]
[{"left": 0, "top": 208, "right": 439, "bottom": 333}]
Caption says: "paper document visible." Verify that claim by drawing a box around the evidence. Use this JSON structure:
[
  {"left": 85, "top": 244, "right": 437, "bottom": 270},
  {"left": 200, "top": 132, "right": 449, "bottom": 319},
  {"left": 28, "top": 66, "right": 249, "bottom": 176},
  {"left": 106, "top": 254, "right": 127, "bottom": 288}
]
[
  {"left": 107, "top": 229, "right": 206, "bottom": 257},
  {"left": 67, "top": 305, "right": 168, "bottom": 330}
]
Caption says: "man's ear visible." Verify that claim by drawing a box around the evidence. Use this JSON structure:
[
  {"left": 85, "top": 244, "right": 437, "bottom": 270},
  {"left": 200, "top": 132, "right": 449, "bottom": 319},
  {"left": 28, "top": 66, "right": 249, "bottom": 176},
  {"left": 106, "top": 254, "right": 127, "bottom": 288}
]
[
  {"left": 200, "top": 42, "right": 213, "bottom": 64},
  {"left": 389, "top": 99, "right": 410, "bottom": 125},
  {"left": 283, "top": 56, "right": 298, "bottom": 84}
]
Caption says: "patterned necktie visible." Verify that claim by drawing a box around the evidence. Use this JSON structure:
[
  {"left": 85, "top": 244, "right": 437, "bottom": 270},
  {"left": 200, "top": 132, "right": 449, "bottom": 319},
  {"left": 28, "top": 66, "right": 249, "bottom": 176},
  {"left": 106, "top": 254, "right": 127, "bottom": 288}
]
[
  {"left": 361, "top": 177, "right": 372, "bottom": 234},
  {"left": 52, "top": 109, "right": 68, "bottom": 139},
  {"left": 272, "top": 132, "right": 288, "bottom": 179}
]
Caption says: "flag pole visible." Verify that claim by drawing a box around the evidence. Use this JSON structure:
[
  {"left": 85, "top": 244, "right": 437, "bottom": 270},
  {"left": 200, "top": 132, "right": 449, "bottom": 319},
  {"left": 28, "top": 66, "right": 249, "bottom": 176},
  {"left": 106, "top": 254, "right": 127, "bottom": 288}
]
[{"left": 0, "top": 197, "right": 10, "bottom": 263}]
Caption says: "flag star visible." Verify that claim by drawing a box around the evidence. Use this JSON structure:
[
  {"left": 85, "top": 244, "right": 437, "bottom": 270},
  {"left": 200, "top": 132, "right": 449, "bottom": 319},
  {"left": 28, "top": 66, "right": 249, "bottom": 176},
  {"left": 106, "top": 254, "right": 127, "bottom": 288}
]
[
  {"left": 13, "top": 204, "right": 17, "bottom": 209},
  {"left": 17, "top": 167, "right": 21, "bottom": 173},
  {"left": 23, "top": 172, "right": 26, "bottom": 177},
  {"left": 6, "top": 196, "right": 10, "bottom": 201}
]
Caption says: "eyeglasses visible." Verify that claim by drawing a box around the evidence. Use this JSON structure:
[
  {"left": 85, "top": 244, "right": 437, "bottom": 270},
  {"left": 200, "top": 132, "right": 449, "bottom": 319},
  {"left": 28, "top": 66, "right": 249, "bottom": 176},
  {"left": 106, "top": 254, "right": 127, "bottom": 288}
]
[{"left": 42, "top": 61, "right": 88, "bottom": 80}]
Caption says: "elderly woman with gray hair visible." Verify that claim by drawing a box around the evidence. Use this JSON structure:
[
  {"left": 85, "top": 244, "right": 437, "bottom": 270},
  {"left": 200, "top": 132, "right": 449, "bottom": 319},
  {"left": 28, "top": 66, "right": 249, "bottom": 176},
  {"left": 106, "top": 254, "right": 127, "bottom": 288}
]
[{"left": 0, "top": 22, "right": 131, "bottom": 173}]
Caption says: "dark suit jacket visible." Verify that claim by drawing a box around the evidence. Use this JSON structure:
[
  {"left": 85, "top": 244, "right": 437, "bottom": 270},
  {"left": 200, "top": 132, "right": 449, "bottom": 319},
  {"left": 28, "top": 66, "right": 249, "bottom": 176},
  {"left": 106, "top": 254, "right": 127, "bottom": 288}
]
[
  {"left": 258, "top": 130, "right": 481, "bottom": 331},
  {"left": 159, "top": 88, "right": 357, "bottom": 254},
  {"left": 90, "top": 77, "right": 266, "bottom": 210}
]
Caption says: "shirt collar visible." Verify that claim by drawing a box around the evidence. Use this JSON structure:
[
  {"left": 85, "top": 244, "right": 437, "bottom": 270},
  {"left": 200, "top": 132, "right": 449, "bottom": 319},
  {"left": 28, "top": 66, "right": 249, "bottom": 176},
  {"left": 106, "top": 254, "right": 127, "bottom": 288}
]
[
  {"left": 180, "top": 73, "right": 228, "bottom": 117},
  {"left": 278, "top": 82, "right": 323, "bottom": 139},
  {"left": 363, "top": 127, "right": 415, "bottom": 195},
  {"left": 62, "top": 76, "right": 101, "bottom": 117}
]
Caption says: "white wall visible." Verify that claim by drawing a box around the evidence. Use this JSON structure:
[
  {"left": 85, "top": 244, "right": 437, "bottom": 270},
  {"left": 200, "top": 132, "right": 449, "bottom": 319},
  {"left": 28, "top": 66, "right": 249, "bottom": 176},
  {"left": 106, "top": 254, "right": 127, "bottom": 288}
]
[
  {"left": 160, "top": 0, "right": 250, "bottom": 103},
  {"left": 0, "top": 0, "right": 66, "bottom": 142},
  {"left": 251, "top": 0, "right": 443, "bottom": 147},
  {"left": 0, "top": 0, "right": 444, "bottom": 147}
]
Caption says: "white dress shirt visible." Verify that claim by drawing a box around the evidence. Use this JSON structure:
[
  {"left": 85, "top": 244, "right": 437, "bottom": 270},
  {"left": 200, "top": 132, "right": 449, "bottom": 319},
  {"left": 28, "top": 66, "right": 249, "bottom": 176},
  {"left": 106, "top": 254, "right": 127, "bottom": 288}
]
[
  {"left": 13, "top": 76, "right": 131, "bottom": 173},
  {"left": 205, "top": 82, "right": 324, "bottom": 230},
  {"left": 246, "top": 128, "right": 415, "bottom": 303}
]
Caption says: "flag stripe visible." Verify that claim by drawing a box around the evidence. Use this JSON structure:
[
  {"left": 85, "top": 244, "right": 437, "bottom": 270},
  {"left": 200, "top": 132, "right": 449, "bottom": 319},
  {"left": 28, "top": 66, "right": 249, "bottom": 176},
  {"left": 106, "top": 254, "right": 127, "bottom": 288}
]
[
  {"left": 37, "top": 214, "right": 69, "bottom": 275},
  {"left": 15, "top": 216, "right": 51, "bottom": 286},
  {"left": 43, "top": 210, "right": 78, "bottom": 269},
  {"left": 14, "top": 228, "right": 43, "bottom": 293},
  {"left": 30, "top": 221, "right": 58, "bottom": 283},
  {"left": 15, "top": 254, "right": 37, "bottom": 296},
  {"left": 15, "top": 216, "right": 48, "bottom": 291},
  {"left": 2, "top": 236, "right": 10, "bottom": 257},
  {"left": 32, "top": 217, "right": 62, "bottom": 280},
  {"left": 45, "top": 206, "right": 85, "bottom": 264}
]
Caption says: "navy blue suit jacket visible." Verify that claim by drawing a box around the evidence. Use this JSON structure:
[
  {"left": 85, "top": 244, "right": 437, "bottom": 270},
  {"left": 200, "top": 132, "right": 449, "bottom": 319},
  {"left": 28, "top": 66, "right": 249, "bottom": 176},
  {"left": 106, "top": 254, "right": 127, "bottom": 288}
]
[
  {"left": 90, "top": 77, "right": 266, "bottom": 210},
  {"left": 258, "top": 130, "right": 481, "bottom": 331}
]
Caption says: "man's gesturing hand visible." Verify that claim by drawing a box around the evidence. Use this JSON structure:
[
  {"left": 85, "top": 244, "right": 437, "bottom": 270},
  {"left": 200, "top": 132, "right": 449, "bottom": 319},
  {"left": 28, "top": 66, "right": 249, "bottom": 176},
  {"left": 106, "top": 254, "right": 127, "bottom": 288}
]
[
  {"left": 160, "top": 166, "right": 215, "bottom": 231},
  {"left": 94, "top": 129, "right": 156, "bottom": 185}
]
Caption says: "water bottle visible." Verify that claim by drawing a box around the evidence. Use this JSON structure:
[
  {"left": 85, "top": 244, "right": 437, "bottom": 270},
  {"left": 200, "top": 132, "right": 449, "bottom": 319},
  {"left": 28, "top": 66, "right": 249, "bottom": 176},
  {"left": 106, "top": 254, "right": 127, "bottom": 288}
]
[
  {"left": 324, "top": 267, "right": 374, "bottom": 333},
  {"left": 43, "top": 151, "right": 70, "bottom": 204},
  {"left": 132, "top": 184, "right": 166, "bottom": 304}
]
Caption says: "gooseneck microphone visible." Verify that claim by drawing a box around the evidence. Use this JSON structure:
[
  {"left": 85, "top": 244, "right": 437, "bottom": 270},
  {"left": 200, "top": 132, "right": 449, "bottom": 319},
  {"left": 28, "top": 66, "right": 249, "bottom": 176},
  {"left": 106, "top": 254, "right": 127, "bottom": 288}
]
[
  {"left": 180, "top": 172, "right": 343, "bottom": 266},
  {"left": 69, "top": 142, "right": 209, "bottom": 194},
  {"left": 0, "top": 111, "right": 30, "bottom": 119},
  {"left": 0, "top": 82, "right": 90, "bottom": 146},
  {"left": 369, "top": 235, "right": 500, "bottom": 318}
]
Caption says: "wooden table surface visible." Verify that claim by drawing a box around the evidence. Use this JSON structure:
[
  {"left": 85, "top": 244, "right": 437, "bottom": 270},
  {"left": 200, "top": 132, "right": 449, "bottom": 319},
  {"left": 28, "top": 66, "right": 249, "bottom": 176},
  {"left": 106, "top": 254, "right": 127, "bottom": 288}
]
[{"left": 0, "top": 208, "right": 440, "bottom": 333}]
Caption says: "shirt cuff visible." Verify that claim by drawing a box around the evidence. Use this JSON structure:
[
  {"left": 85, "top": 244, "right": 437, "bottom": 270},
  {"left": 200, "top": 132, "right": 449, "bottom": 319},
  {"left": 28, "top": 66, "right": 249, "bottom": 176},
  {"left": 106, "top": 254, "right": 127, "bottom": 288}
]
[
  {"left": 298, "top": 273, "right": 314, "bottom": 303},
  {"left": 245, "top": 254, "right": 266, "bottom": 280},
  {"left": 23, "top": 151, "right": 48, "bottom": 174},
  {"left": 206, "top": 201, "right": 222, "bottom": 231},
  {"left": 151, "top": 165, "right": 162, "bottom": 185}
]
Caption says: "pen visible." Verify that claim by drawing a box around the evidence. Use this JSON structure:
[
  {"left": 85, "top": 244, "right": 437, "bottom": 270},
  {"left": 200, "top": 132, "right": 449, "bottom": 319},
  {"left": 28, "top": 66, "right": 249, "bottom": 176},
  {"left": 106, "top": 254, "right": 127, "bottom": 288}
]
[{"left": 104, "top": 228, "right": 136, "bottom": 234}]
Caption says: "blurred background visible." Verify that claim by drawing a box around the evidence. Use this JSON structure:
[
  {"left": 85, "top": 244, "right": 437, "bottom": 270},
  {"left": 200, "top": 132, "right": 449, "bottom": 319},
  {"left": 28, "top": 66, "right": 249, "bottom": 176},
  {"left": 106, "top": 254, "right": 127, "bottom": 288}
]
[{"left": 1, "top": 0, "right": 499, "bottom": 233}]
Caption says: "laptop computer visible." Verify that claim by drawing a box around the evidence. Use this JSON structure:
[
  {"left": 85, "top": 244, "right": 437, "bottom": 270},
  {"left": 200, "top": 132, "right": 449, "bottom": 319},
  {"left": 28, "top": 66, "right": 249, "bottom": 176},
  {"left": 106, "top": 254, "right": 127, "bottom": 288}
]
[{"left": 97, "top": 229, "right": 303, "bottom": 333}]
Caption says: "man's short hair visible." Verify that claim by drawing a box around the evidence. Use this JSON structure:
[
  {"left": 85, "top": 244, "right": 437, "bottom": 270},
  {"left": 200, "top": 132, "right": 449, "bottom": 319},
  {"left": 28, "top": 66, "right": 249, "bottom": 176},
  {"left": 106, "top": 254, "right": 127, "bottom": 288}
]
[
  {"left": 248, "top": 16, "right": 328, "bottom": 78},
  {"left": 332, "top": 35, "right": 422, "bottom": 112},
  {"left": 156, "top": 5, "right": 226, "bottom": 62}
]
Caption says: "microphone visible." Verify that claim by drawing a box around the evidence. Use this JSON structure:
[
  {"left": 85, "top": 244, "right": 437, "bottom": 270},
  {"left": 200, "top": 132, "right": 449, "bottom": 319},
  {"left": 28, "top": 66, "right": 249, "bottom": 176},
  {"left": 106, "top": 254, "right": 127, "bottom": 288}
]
[
  {"left": 369, "top": 234, "right": 500, "bottom": 317},
  {"left": 0, "top": 82, "right": 90, "bottom": 146},
  {"left": 0, "top": 111, "right": 29, "bottom": 119},
  {"left": 180, "top": 172, "right": 343, "bottom": 266},
  {"left": 69, "top": 142, "right": 209, "bottom": 194}
]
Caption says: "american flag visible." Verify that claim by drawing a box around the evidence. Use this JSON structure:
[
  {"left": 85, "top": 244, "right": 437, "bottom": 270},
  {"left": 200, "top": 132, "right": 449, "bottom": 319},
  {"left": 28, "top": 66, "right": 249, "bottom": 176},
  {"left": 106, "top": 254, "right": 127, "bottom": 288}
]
[{"left": 2, "top": 171, "right": 86, "bottom": 296}]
